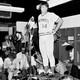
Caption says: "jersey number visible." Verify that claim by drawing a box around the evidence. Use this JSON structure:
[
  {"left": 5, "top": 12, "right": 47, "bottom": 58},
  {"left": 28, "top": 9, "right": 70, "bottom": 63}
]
[{"left": 42, "top": 24, "right": 47, "bottom": 28}]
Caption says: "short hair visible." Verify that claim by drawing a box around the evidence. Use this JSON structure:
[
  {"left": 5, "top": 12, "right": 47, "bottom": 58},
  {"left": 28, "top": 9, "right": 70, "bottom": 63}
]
[
  {"left": 65, "top": 45, "right": 74, "bottom": 51},
  {"left": 8, "top": 53, "right": 16, "bottom": 59},
  {"left": 5, "top": 35, "right": 9, "bottom": 40},
  {"left": 22, "top": 47, "right": 25, "bottom": 52},
  {"left": 6, "top": 47, "right": 11, "bottom": 51},
  {"left": 39, "top": 1, "right": 49, "bottom": 10}
]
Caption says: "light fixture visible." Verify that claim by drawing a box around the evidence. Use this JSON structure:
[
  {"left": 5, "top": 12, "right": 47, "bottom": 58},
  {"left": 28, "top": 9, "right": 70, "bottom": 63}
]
[
  {"left": 40, "top": 0, "right": 49, "bottom": 1},
  {"left": 62, "top": 42, "right": 70, "bottom": 46},
  {"left": 0, "top": 5, "right": 25, "bottom": 13},
  {"left": 48, "top": 0, "right": 72, "bottom": 8},
  {"left": 39, "top": 0, "right": 72, "bottom": 8}
]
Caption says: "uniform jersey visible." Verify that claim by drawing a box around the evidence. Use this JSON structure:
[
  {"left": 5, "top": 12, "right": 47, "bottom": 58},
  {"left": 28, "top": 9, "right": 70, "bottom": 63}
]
[
  {"left": 38, "top": 12, "right": 59, "bottom": 34},
  {"left": 4, "top": 58, "right": 19, "bottom": 70},
  {"left": 0, "top": 57, "right": 3, "bottom": 68},
  {"left": 16, "top": 52, "right": 29, "bottom": 69}
]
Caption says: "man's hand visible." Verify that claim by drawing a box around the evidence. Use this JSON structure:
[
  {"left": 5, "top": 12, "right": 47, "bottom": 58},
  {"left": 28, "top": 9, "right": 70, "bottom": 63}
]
[
  {"left": 52, "top": 30, "right": 56, "bottom": 35},
  {"left": 63, "top": 60, "right": 69, "bottom": 63}
]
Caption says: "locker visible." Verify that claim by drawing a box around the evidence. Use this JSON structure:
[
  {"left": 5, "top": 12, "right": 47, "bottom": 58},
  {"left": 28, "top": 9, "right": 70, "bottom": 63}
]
[{"left": 74, "top": 27, "right": 80, "bottom": 65}]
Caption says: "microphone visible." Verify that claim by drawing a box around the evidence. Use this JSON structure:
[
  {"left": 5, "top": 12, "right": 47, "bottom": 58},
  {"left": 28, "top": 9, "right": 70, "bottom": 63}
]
[{"left": 30, "top": 16, "right": 34, "bottom": 22}]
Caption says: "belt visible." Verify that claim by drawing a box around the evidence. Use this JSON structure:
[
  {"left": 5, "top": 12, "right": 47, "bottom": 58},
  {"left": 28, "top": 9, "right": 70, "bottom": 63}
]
[{"left": 39, "top": 32, "right": 53, "bottom": 36}]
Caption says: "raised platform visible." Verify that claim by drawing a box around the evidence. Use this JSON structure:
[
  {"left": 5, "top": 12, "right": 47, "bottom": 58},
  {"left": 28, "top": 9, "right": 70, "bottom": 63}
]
[{"left": 28, "top": 74, "right": 60, "bottom": 80}]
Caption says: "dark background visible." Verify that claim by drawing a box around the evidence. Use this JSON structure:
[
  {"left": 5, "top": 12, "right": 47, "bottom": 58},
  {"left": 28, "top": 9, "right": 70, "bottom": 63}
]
[{"left": 0, "top": 0, "right": 79, "bottom": 22}]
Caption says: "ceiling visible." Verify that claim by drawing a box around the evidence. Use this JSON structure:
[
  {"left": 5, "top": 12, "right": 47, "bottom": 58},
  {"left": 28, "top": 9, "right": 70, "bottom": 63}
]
[{"left": 0, "top": 0, "right": 80, "bottom": 23}]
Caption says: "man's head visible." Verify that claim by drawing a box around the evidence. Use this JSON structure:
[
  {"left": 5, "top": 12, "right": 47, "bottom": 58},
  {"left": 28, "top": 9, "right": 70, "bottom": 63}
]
[
  {"left": 21, "top": 47, "right": 25, "bottom": 54},
  {"left": 66, "top": 45, "right": 74, "bottom": 60},
  {"left": 16, "top": 52, "right": 23, "bottom": 61},
  {"left": 40, "top": 1, "right": 49, "bottom": 14},
  {"left": 5, "top": 35, "right": 10, "bottom": 42},
  {"left": 6, "top": 47, "right": 11, "bottom": 53},
  {"left": 8, "top": 53, "right": 16, "bottom": 61},
  {"left": 65, "top": 45, "right": 73, "bottom": 52}
]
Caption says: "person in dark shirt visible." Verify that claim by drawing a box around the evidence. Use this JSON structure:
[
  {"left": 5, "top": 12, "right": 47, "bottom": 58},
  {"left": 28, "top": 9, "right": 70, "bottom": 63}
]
[
  {"left": 13, "top": 31, "right": 23, "bottom": 53},
  {"left": 65, "top": 45, "right": 80, "bottom": 79},
  {"left": 65, "top": 45, "right": 74, "bottom": 63}
]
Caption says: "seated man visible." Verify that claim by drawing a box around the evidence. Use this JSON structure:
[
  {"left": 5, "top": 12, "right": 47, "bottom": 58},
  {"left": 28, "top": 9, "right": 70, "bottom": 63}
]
[
  {"left": 16, "top": 47, "right": 29, "bottom": 70},
  {"left": 64, "top": 45, "right": 80, "bottom": 79},
  {"left": 4, "top": 53, "right": 19, "bottom": 80},
  {"left": 64, "top": 45, "right": 74, "bottom": 63},
  {"left": 16, "top": 48, "right": 29, "bottom": 79}
]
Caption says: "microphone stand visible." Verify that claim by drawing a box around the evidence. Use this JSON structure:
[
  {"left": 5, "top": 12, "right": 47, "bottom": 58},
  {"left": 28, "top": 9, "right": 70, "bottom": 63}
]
[{"left": 28, "top": 23, "right": 32, "bottom": 80}]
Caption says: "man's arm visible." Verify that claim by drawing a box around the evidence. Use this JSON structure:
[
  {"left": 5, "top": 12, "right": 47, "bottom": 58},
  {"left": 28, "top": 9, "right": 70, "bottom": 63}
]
[
  {"left": 10, "top": 42, "right": 15, "bottom": 50},
  {"left": 53, "top": 18, "right": 63, "bottom": 34},
  {"left": 4, "top": 58, "right": 10, "bottom": 69}
]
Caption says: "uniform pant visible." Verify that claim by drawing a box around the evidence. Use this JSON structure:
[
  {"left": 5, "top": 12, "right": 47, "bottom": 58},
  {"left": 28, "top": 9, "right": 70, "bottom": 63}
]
[
  {"left": 8, "top": 72, "right": 13, "bottom": 80},
  {"left": 8, "top": 70, "right": 19, "bottom": 80},
  {"left": 39, "top": 34, "right": 55, "bottom": 67}
]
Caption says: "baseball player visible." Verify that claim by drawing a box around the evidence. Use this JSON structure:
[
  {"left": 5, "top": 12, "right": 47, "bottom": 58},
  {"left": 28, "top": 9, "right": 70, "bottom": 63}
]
[{"left": 38, "top": 1, "right": 63, "bottom": 76}]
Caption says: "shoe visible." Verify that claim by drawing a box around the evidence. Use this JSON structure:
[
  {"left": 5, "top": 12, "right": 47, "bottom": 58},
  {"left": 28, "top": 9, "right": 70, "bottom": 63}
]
[
  {"left": 47, "top": 73, "right": 55, "bottom": 78},
  {"left": 39, "top": 72, "right": 46, "bottom": 77}
]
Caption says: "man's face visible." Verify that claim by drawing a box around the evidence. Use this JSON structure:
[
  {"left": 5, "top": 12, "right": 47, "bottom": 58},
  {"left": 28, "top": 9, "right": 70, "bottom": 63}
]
[
  {"left": 10, "top": 58, "right": 13, "bottom": 62},
  {"left": 41, "top": 5, "right": 48, "bottom": 14},
  {"left": 69, "top": 49, "right": 74, "bottom": 59},
  {"left": 22, "top": 48, "right": 25, "bottom": 53},
  {"left": 6, "top": 39, "right": 9, "bottom": 42}
]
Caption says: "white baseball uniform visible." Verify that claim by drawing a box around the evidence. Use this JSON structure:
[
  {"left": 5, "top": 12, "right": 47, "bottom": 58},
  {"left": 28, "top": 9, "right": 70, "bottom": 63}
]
[
  {"left": 16, "top": 52, "right": 29, "bottom": 70},
  {"left": 4, "top": 58, "right": 19, "bottom": 80},
  {"left": 38, "top": 12, "right": 59, "bottom": 67}
]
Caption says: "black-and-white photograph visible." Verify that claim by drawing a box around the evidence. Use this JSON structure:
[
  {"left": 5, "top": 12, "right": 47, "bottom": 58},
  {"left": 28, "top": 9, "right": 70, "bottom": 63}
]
[{"left": 0, "top": 0, "right": 80, "bottom": 80}]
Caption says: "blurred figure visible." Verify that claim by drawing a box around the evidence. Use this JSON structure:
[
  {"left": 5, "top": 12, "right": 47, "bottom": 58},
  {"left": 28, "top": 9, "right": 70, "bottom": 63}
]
[
  {"left": 2, "top": 35, "right": 15, "bottom": 59},
  {"left": 65, "top": 45, "right": 74, "bottom": 63},
  {"left": 14, "top": 31, "right": 24, "bottom": 53},
  {"left": 4, "top": 53, "right": 19, "bottom": 80},
  {"left": 29, "top": 16, "right": 39, "bottom": 52},
  {"left": 65, "top": 45, "right": 80, "bottom": 79},
  {"left": 30, "top": 48, "right": 43, "bottom": 75},
  {"left": 0, "top": 56, "right": 6, "bottom": 80},
  {"left": 22, "top": 24, "right": 30, "bottom": 51},
  {"left": 16, "top": 47, "right": 29, "bottom": 70}
]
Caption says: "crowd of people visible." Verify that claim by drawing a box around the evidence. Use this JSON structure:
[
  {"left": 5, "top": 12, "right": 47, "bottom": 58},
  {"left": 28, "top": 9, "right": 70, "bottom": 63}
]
[
  {"left": 1, "top": 34, "right": 29, "bottom": 80},
  {"left": 0, "top": 34, "right": 79, "bottom": 80},
  {"left": 0, "top": 1, "right": 80, "bottom": 80},
  {"left": 0, "top": 34, "right": 67, "bottom": 80}
]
